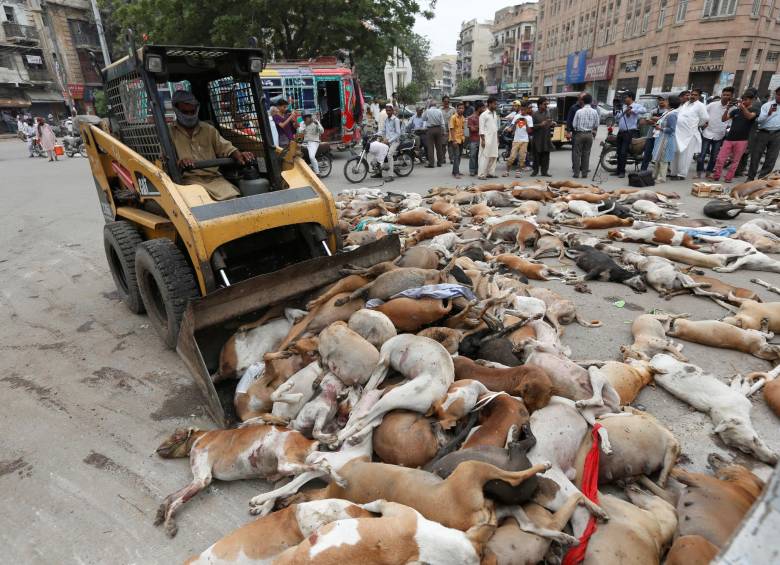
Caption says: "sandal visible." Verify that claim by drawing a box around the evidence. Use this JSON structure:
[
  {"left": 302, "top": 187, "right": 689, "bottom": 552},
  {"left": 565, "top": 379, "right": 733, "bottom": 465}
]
[
  {"left": 502, "top": 171, "right": 509, "bottom": 177},
  {"left": 514, "top": 171, "right": 521, "bottom": 178}
]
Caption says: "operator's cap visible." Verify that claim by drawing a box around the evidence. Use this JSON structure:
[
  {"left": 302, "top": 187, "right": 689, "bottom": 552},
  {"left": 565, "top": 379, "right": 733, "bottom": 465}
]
[
  {"left": 512, "top": 99, "right": 522, "bottom": 105},
  {"left": 171, "top": 90, "right": 198, "bottom": 106}
]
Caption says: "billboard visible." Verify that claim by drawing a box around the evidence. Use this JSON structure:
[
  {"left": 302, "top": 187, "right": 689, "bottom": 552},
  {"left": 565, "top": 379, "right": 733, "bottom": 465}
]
[
  {"left": 566, "top": 51, "right": 587, "bottom": 84},
  {"left": 584, "top": 55, "right": 616, "bottom": 82}
]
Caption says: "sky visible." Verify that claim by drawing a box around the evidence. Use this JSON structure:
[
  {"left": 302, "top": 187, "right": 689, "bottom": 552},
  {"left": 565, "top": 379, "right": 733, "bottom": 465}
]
[{"left": 414, "top": 0, "right": 522, "bottom": 56}]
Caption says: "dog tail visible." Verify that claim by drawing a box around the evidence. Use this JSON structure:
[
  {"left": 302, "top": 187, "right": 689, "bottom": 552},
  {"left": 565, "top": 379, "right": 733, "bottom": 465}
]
[{"left": 576, "top": 313, "right": 603, "bottom": 328}]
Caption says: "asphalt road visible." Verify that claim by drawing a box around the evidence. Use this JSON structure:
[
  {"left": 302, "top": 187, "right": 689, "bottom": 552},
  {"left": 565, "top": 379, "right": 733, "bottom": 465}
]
[{"left": 0, "top": 132, "right": 777, "bottom": 564}]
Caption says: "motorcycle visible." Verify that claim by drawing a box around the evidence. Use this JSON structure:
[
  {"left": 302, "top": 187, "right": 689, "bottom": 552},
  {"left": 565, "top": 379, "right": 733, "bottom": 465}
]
[
  {"left": 62, "top": 134, "right": 88, "bottom": 158},
  {"left": 595, "top": 127, "right": 646, "bottom": 175},
  {"left": 30, "top": 138, "right": 46, "bottom": 158},
  {"left": 343, "top": 134, "right": 415, "bottom": 183},
  {"left": 498, "top": 128, "right": 514, "bottom": 161},
  {"left": 301, "top": 141, "right": 333, "bottom": 178}
]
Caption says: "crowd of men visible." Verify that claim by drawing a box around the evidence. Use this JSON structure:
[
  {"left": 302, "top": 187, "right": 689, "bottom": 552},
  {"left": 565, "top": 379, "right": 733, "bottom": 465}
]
[{"left": 358, "top": 85, "right": 780, "bottom": 184}]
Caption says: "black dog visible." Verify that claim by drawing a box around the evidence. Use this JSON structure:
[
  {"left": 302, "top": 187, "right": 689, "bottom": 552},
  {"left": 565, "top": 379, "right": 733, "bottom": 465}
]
[
  {"left": 565, "top": 245, "right": 647, "bottom": 292},
  {"left": 703, "top": 200, "right": 745, "bottom": 220},
  {"left": 599, "top": 198, "right": 633, "bottom": 219}
]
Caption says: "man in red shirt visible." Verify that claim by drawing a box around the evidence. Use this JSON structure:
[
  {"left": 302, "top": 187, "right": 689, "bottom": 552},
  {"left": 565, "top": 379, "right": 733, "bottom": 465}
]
[{"left": 467, "top": 101, "right": 485, "bottom": 177}]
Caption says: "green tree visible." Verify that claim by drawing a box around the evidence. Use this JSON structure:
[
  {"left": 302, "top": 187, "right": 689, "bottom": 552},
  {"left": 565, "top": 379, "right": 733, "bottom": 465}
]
[
  {"left": 455, "top": 78, "right": 483, "bottom": 96},
  {"left": 101, "top": 0, "right": 435, "bottom": 64},
  {"left": 93, "top": 89, "right": 108, "bottom": 117}
]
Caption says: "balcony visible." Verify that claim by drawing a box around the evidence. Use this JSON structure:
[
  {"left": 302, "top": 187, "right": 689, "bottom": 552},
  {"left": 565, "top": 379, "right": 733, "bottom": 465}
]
[
  {"left": 2, "top": 22, "right": 39, "bottom": 45},
  {"left": 25, "top": 67, "right": 52, "bottom": 82},
  {"left": 69, "top": 22, "right": 101, "bottom": 49}
]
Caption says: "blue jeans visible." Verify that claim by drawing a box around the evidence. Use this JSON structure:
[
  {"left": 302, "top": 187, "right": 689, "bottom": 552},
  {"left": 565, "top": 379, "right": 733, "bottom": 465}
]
[
  {"left": 469, "top": 140, "right": 480, "bottom": 175},
  {"left": 697, "top": 136, "right": 722, "bottom": 173},
  {"left": 640, "top": 137, "right": 655, "bottom": 171}
]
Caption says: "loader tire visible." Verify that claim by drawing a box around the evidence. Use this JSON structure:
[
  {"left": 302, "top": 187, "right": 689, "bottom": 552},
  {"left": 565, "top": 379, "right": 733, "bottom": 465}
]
[
  {"left": 104, "top": 221, "right": 145, "bottom": 314},
  {"left": 135, "top": 239, "right": 199, "bottom": 349}
]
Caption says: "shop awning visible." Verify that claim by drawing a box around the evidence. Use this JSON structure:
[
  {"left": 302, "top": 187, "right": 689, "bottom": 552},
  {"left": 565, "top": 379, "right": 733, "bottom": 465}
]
[
  {"left": 0, "top": 86, "right": 31, "bottom": 108},
  {"left": 26, "top": 88, "right": 64, "bottom": 103}
]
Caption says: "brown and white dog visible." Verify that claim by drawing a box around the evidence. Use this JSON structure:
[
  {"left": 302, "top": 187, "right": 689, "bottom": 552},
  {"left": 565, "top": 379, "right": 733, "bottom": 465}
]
[
  {"left": 664, "top": 535, "right": 720, "bottom": 565},
  {"left": 453, "top": 356, "right": 553, "bottom": 412},
  {"left": 184, "top": 499, "right": 373, "bottom": 564},
  {"left": 154, "top": 424, "right": 344, "bottom": 537},
  {"left": 721, "top": 297, "right": 780, "bottom": 333},
  {"left": 493, "top": 254, "right": 564, "bottom": 281},
  {"left": 272, "top": 500, "right": 488, "bottom": 565},
  {"left": 607, "top": 226, "right": 699, "bottom": 249}
]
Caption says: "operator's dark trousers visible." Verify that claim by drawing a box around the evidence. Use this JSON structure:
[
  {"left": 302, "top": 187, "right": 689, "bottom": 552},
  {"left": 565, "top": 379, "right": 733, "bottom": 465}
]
[
  {"left": 426, "top": 126, "right": 445, "bottom": 166},
  {"left": 450, "top": 141, "right": 462, "bottom": 175},
  {"left": 697, "top": 136, "right": 723, "bottom": 174},
  {"left": 640, "top": 137, "right": 655, "bottom": 171},
  {"left": 616, "top": 129, "right": 639, "bottom": 175},
  {"left": 747, "top": 129, "right": 780, "bottom": 180},
  {"left": 571, "top": 132, "right": 594, "bottom": 176},
  {"left": 532, "top": 150, "right": 550, "bottom": 175},
  {"left": 469, "top": 140, "right": 480, "bottom": 175}
]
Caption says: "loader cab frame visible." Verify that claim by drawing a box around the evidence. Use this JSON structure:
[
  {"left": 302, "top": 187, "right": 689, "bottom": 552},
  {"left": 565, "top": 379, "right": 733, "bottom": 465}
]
[{"left": 102, "top": 45, "right": 284, "bottom": 191}]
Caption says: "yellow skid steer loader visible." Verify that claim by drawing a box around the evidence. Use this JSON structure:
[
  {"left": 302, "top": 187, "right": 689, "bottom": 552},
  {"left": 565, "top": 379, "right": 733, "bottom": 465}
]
[{"left": 81, "top": 43, "right": 398, "bottom": 425}]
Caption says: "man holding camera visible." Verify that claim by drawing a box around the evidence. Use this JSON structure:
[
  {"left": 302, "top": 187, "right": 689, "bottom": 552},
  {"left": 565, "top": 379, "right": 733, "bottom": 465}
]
[
  {"left": 612, "top": 92, "right": 646, "bottom": 178},
  {"left": 747, "top": 86, "right": 780, "bottom": 180}
]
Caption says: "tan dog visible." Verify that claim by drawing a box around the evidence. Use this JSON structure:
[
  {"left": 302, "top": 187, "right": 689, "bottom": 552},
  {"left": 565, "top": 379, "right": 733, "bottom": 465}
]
[
  {"left": 671, "top": 462, "right": 764, "bottom": 549},
  {"left": 373, "top": 410, "right": 443, "bottom": 467},
  {"left": 318, "top": 321, "right": 379, "bottom": 386},
  {"left": 755, "top": 364, "right": 780, "bottom": 417},
  {"left": 664, "top": 535, "right": 720, "bottom": 565},
  {"left": 375, "top": 297, "right": 453, "bottom": 331},
  {"left": 598, "top": 359, "right": 654, "bottom": 404},
  {"left": 183, "top": 499, "right": 373, "bottom": 564},
  {"left": 667, "top": 318, "right": 780, "bottom": 360},
  {"left": 558, "top": 215, "right": 633, "bottom": 229},
  {"left": 485, "top": 494, "right": 585, "bottom": 565},
  {"left": 453, "top": 356, "right": 553, "bottom": 412},
  {"left": 575, "top": 408, "right": 680, "bottom": 486},
  {"left": 462, "top": 394, "right": 530, "bottom": 449},
  {"left": 640, "top": 245, "right": 728, "bottom": 268},
  {"left": 347, "top": 308, "right": 397, "bottom": 348},
  {"left": 620, "top": 314, "right": 687, "bottom": 362},
  {"left": 282, "top": 458, "right": 550, "bottom": 532},
  {"left": 583, "top": 487, "right": 677, "bottom": 565},
  {"left": 511, "top": 187, "right": 555, "bottom": 201},
  {"left": 467, "top": 202, "right": 496, "bottom": 223},
  {"left": 273, "top": 500, "right": 487, "bottom": 565},
  {"left": 721, "top": 297, "right": 780, "bottom": 333},
  {"left": 431, "top": 197, "right": 462, "bottom": 222},
  {"left": 395, "top": 208, "right": 443, "bottom": 226},
  {"left": 688, "top": 273, "right": 762, "bottom": 303},
  {"left": 417, "top": 326, "right": 464, "bottom": 354},
  {"left": 493, "top": 254, "right": 563, "bottom": 281},
  {"left": 524, "top": 286, "right": 602, "bottom": 334},
  {"left": 153, "top": 424, "right": 343, "bottom": 537},
  {"left": 562, "top": 192, "right": 610, "bottom": 203},
  {"left": 488, "top": 219, "right": 541, "bottom": 251},
  {"left": 394, "top": 245, "right": 440, "bottom": 269},
  {"left": 410, "top": 221, "right": 455, "bottom": 243}
]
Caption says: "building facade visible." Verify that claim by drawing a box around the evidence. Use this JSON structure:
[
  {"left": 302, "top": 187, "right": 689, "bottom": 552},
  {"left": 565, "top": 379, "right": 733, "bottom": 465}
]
[
  {"left": 0, "top": 0, "right": 105, "bottom": 126},
  {"left": 384, "top": 46, "right": 413, "bottom": 99},
  {"left": 534, "top": 0, "right": 780, "bottom": 103},
  {"left": 456, "top": 18, "right": 493, "bottom": 85},
  {"left": 485, "top": 3, "right": 537, "bottom": 95},
  {"left": 429, "top": 53, "right": 456, "bottom": 98}
]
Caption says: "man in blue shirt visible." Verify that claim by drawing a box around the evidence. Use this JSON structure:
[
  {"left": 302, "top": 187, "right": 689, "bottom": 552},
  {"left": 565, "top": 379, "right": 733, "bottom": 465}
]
[
  {"left": 747, "top": 86, "right": 780, "bottom": 180},
  {"left": 612, "top": 91, "right": 646, "bottom": 178}
]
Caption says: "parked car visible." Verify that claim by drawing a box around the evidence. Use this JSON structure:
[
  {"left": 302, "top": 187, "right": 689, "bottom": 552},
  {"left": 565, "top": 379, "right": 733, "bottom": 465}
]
[{"left": 597, "top": 103, "right": 614, "bottom": 126}]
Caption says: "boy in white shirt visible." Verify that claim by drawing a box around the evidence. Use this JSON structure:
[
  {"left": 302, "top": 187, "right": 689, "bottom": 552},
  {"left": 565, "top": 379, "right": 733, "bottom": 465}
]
[{"left": 503, "top": 102, "right": 534, "bottom": 178}]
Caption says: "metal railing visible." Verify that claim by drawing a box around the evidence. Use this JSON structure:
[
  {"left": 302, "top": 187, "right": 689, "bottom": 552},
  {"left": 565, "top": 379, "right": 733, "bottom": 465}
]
[{"left": 2, "top": 22, "right": 39, "bottom": 43}]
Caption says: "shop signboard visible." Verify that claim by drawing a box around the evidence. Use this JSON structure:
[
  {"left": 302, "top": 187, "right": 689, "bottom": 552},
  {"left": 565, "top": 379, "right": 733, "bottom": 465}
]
[
  {"left": 566, "top": 51, "right": 587, "bottom": 84},
  {"left": 584, "top": 55, "right": 616, "bottom": 82}
]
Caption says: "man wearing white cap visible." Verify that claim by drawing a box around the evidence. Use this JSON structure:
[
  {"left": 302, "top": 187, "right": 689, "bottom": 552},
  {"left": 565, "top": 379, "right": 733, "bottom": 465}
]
[{"left": 168, "top": 90, "right": 254, "bottom": 200}]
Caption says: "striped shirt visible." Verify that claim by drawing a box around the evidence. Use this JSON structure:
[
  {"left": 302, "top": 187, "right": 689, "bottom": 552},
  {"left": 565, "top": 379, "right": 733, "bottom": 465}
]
[{"left": 572, "top": 106, "right": 600, "bottom": 132}]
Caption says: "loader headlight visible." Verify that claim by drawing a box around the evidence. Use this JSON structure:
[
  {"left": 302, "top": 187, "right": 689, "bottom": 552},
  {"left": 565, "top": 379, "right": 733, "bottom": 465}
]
[
  {"left": 145, "top": 54, "right": 165, "bottom": 74},
  {"left": 248, "top": 56, "right": 264, "bottom": 73}
]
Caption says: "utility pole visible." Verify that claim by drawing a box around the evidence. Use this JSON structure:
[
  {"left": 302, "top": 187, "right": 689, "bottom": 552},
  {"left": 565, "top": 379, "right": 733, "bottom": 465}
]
[{"left": 89, "top": 0, "right": 111, "bottom": 65}]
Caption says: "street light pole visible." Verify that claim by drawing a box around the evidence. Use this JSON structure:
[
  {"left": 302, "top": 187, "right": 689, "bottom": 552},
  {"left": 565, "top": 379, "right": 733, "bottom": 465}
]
[{"left": 89, "top": 0, "right": 111, "bottom": 65}]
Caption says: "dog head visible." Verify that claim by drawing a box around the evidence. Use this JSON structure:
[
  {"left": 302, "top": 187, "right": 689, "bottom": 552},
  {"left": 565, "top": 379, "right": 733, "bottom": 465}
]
[
  {"left": 713, "top": 417, "right": 779, "bottom": 465},
  {"left": 156, "top": 427, "right": 199, "bottom": 458},
  {"left": 624, "top": 274, "right": 647, "bottom": 293},
  {"left": 606, "top": 229, "right": 624, "bottom": 240}
]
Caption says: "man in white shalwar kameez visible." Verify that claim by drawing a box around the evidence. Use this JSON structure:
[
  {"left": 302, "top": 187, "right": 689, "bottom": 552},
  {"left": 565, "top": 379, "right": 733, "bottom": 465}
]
[
  {"left": 671, "top": 90, "right": 708, "bottom": 178},
  {"left": 478, "top": 96, "right": 500, "bottom": 179}
]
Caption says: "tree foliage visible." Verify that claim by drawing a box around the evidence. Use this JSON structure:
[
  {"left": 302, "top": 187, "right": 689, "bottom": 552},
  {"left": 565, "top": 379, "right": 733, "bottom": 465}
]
[
  {"left": 101, "top": 0, "right": 435, "bottom": 64},
  {"left": 455, "top": 78, "right": 483, "bottom": 96}
]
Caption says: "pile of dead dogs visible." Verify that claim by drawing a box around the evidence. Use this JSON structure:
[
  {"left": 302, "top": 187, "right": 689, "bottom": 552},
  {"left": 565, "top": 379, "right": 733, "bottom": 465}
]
[{"left": 158, "top": 177, "right": 780, "bottom": 564}]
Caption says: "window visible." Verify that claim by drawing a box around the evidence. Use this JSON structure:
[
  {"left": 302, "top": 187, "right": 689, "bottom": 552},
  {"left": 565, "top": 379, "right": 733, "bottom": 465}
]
[
  {"left": 739, "top": 48, "right": 750, "bottom": 63},
  {"left": 749, "top": 70, "right": 757, "bottom": 87},
  {"left": 0, "top": 52, "right": 13, "bottom": 68},
  {"left": 651, "top": 55, "right": 658, "bottom": 66},
  {"left": 658, "top": 0, "right": 668, "bottom": 28},
  {"left": 693, "top": 50, "right": 725, "bottom": 62},
  {"left": 668, "top": 52, "right": 678, "bottom": 63},
  {"left": 756, "top": 48, "right": 763, "bottom": 62},
  {"left": 676, "top": 0, "right": 688, "bottom": 22},
  {"left": 646, "top": 75, "right": 654, "bottom": 92},
  {"left": 702, "top": 0, "right": 738, "bottom": 18},
  {"left": 767, "top": 51, "right": 780, "bottom": 62},
  {"left": 662, "top": 73, "right": 675, "bottom": 90},
  {"left": 3, "top": 6, "right": 15, "bottom": 22},
  {"left": 733, "top": 70, "right": 744, "bottom": 93},
  {"left": 752, "top": 0, "right": 761, "bottom": 16}
]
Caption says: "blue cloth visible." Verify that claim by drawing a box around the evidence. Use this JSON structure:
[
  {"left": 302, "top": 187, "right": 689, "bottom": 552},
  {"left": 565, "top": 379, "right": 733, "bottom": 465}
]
[
  {"left": 756, "top": 100, "right": 780, "bottom": 131},
  {"left": 384, "top": 116, "right": 402, "bottom": 144},
  {"left": 653, "top": 112, "right": 678, "bottom": 163},
  {"left": 390, "top": 284, "right": 476, "bottom": 302},
  {"left": 684, "top": 226, "right": 737, "bottom": 238},
  {"left": 615, "top": 102, "right": 647, "bottom": 131}
]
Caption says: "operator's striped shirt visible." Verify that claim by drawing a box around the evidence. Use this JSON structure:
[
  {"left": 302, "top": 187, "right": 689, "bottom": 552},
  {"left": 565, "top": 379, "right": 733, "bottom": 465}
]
[{"left": 572, "top": 106, "right": 600, "bottom": 133}]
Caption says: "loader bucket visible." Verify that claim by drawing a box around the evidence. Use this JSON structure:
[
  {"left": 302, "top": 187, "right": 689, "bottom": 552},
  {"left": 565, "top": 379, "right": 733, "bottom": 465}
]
[{"left": 177, "top": 235, "right": 401, "bottom": 427}]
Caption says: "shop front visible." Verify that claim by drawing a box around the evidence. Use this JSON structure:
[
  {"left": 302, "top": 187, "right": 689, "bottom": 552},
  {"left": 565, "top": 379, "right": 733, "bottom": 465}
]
[
  {"left": 27, "top": 88, "right": 66, "bottom": 119},
  {"left": 0, "top": 87, "right": 31, "bottom": 130},
  {"left": 688, "top": 63, "right": 722, "bottom": 95},
  {"left": 584, "top": 55, "right": 616, "bottom": 102}
]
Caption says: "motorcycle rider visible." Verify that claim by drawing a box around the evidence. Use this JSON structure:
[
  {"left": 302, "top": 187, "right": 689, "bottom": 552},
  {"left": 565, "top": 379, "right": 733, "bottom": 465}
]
[
  {"left": 369, "top": 104, "right": 400, "bottom": 181},
  {"left": 22, "top": 118, "right": 36, "bottom": 157},
  {"left": 406, "top": 106, "right": 427, "bottom": 163}
]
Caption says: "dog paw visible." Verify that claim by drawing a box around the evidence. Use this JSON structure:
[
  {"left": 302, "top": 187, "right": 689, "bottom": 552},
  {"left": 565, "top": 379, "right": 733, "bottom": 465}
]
[
  {"left": 164, "top": 520, "right": 178, "bottom": 538},
  {"left": 554, "top": 532, "right": 580, "bottom": 546},
  {"left": 334, "top": 476, "right": 349, "bottom": 488},
  {"left": 248, "top": 500, "right": 274, "bottom": 516},
  {"left": 153, "top": 504, "right": 166, "bottom": 527}
]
